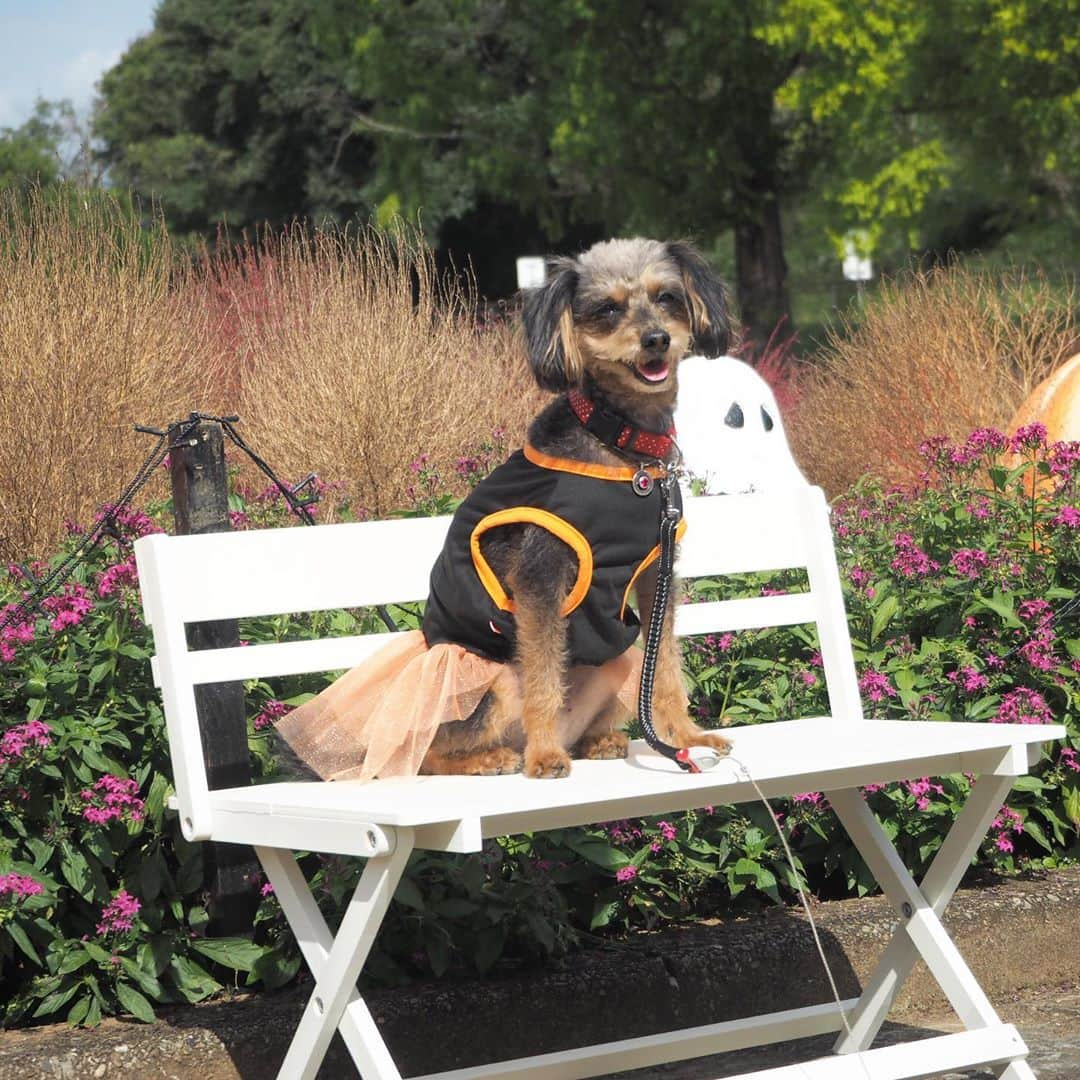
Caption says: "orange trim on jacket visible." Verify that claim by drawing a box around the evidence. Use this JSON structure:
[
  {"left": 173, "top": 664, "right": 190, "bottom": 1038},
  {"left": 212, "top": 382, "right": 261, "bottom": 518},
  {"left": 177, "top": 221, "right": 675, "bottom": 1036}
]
[
  {"left": 470, "top": 508, "right": 593, "bottom": 617},
  {"left": 524, "top": 443, "right": 668, "bottom": 482},
  {"left": 620, "top": 518, "right": 688, "bottom": 619}
]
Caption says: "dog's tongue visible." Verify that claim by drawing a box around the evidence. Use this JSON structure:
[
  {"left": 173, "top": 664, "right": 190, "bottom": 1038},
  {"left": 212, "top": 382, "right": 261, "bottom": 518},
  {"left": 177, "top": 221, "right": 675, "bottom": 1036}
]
[{"left": 639, "top": 358, "right": 670, "bottom": 382}]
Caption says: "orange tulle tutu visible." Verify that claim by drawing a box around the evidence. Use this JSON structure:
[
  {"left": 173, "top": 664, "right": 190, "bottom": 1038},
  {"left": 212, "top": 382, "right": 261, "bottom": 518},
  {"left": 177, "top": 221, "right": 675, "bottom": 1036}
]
[{"left": 273, "top": 630, "right": 644, "bottom": 781}]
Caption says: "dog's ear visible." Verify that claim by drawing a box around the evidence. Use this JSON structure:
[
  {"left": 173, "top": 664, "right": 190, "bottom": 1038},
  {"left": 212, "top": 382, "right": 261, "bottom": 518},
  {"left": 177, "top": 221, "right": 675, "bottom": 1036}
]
[
  {"left": 666, "top": 241, "right": 731, "bottom": 358},
  {"left": 522, "top": 257, "right": 584, "bottom": 391}
]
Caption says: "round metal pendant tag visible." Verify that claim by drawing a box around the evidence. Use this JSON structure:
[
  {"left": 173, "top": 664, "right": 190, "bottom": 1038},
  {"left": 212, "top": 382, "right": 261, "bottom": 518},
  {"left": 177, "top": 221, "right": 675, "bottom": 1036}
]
[{"left": 632, "top": 468, "right": 654, "bottom": 496}]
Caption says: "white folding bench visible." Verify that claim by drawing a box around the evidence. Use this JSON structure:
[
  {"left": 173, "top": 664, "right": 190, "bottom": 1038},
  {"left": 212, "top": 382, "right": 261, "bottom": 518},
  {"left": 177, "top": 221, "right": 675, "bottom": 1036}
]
[{"left": 135, "top": 460, "right": 1063, "bottom": 1079}]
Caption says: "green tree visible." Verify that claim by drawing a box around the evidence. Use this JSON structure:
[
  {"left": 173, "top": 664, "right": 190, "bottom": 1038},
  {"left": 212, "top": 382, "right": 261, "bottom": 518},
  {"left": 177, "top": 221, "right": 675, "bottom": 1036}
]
[
  {"left": 93, "top": 0, "right": 374, "bottom": 238},
  {"left": 772, "top": 0, "right": 1079, "bottom": 265},
  {"left": 340, "top": 0, "right": 1078, "bottom": 340},
  {"left": 0, "top": 100, "right": 89, "bottom": 190}
]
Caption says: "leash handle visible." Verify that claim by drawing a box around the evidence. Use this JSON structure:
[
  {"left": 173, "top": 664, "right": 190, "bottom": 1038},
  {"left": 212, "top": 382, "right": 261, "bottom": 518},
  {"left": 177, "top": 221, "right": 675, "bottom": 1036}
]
[{"left": 637, "top": 474, "right": 699, "bottom": 773}]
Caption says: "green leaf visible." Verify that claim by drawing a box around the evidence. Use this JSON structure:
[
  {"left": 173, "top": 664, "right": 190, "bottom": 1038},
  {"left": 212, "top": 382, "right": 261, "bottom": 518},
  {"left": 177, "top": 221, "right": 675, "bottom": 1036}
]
[
  {"left": 561, "top": 835, "right": 629, "bottom": 872},
  {"left": 32, "top": 984, "right": 80, "bottom": 1018},
  {"left": 66, "top": 995, "right": 91, "bottom": 1028},
  {"left": 87, "top": 659, "right": 115, "bottom": 691},
  {"left": 972, "top": 591, "right": 1022, "bottom": 629},
  {"left": 60, "top": 845, "right": 91, "bottom": 898},
  {"left": 1010, "top": 775, "right": 1046, "bottom": 792},
  {"left": 1062, "top": 785, "right": 1080, "bottom": 829},
  {"left": 168, "top": 955, "right": 222, "bottom": 1002},
  {"left": 251, "top": 949, "right": 301, "bottom": 990},
  {"left": 393, "top": 877, "right": 426, "bottom": 911},
  {"left": 58, "top": 948, "right": 93, "bottom": 975},
  {"left": 870, "top": 594, "right": 899, "bottom": 642},
  {"left": 190, "top": 937, "right": 267, "bottom": 973},
  {"left": 1022, "top": 819, "right": 1052, "bottom": 852},
  {"left": 7, "top": 921, "right": 43, "bottom": 965},
  {"left": 472, "top": 925, "right": 506, "bottom": 973},
  {"left": 116, "top": 981, "right": 156, "bottom": 1023}
]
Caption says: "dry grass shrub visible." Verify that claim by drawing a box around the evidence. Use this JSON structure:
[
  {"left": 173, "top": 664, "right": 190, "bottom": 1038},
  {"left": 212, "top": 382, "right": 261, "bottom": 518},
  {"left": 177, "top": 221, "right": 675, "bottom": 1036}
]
[
  {"left": 0, "top": 186, "right": 210, "bottom": 561},
  {"left": 198, "top": 224, "right": 545, "bottom": 517},
  {"left": 789, "top": 262, "right": 1079, "bottom": 496}
]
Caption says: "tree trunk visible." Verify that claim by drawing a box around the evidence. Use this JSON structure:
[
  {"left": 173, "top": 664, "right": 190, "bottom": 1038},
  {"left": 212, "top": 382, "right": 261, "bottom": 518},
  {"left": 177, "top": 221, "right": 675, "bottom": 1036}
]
[{"left": 734, "top": 188, "right": 791, "bottom": 351}]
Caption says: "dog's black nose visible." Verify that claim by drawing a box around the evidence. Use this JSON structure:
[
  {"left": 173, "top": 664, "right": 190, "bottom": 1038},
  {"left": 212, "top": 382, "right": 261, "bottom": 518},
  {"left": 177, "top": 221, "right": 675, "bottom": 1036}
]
[{"left": 641, "top": 328, "right": 670, "bottom": 351}]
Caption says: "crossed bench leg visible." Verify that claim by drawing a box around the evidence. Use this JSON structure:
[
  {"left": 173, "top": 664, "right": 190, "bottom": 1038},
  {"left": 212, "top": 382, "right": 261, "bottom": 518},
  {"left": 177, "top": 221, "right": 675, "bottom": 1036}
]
[
  {"left": 255, "top": 828, "right": 416, "bottom": 1080},
  {"left": 829, "top": 777, "right": 1033, "bottom": 1079}
]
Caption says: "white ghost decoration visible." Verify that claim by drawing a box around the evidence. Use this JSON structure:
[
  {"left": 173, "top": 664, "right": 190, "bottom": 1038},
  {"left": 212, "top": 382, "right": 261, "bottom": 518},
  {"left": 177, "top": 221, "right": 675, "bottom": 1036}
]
[{"left": 675, "top": 355, "right": 807, "bottom": 494}]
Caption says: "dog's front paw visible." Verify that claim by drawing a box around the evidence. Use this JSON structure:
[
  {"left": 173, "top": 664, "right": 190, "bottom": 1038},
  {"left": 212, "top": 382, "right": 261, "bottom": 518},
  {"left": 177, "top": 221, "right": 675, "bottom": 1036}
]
[
  {"left": 688, "top": 730, "right": 733, "bottom": 756},
  {"left": 576, "top": 731, "right": 630, "bottom": 760},
  {"left": 525, "top": 746, "right": 572, "bottom": 779}
]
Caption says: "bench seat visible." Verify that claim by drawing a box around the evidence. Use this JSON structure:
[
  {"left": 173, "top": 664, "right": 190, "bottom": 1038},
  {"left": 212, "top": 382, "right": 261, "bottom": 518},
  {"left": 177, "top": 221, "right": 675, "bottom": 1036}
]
[{"left": 190, "top": 719, "right": 1061, "bottom": 857}]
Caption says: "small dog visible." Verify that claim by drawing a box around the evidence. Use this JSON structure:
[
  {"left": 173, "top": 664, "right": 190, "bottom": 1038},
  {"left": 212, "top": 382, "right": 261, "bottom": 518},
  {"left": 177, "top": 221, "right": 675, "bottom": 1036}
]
[{"left": 419, "top": 238, "right": 734, "bottom": 778}]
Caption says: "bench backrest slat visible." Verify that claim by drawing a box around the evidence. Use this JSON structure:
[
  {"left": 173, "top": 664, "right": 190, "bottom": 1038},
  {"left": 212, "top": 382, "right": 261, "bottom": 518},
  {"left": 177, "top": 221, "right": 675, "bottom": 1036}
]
[{"left": 135, "top": 486, "right": 863, "bottom": 841}]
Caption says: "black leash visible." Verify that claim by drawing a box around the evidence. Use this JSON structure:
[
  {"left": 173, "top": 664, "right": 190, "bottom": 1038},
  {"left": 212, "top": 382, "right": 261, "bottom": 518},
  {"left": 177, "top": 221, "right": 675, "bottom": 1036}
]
[{"left": 636, "top": 469, "right": 702, "bottom": 773}]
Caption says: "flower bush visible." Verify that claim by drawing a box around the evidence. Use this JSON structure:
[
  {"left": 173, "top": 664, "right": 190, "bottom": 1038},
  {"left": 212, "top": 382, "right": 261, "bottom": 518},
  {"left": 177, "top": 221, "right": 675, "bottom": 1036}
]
[{"left": 2, "top": 427, "right": 1077, "bottom": 1028}]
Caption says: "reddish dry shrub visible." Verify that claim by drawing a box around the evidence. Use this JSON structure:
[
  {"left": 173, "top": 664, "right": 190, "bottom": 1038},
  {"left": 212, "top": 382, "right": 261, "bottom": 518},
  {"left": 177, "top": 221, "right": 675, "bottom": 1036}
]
[
  {"left": 181, "top": 223, "right": 545, "bottom": 518},
  {"left": 788, "top": 263, "right": 1079, "bottom": 496}
]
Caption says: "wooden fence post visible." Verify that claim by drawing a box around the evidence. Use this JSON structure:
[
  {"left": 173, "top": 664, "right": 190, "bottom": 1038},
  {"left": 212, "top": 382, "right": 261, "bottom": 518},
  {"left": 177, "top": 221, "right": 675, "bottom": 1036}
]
[{"left": 168, "top": 418, "right": 260, "bottom": 934}]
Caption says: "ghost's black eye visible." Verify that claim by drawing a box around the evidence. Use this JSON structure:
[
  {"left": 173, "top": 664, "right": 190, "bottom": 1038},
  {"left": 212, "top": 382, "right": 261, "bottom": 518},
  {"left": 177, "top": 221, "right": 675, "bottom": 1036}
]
[
  {"left": 761, "top": 406, "right": 774, "bottom": 431},
  {"left": 725, "top": 403, "right": 744, "bottom": 428}
]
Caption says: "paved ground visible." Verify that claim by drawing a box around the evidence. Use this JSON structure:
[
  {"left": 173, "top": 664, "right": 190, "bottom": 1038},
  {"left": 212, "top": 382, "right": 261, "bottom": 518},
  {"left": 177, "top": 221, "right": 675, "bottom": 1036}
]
[
  {"left": 3, "top": 869, "right": 1078, "bottom": 1078},
  {"left": 602, "top": 984, "right": 1080, "bottom": 1078}
]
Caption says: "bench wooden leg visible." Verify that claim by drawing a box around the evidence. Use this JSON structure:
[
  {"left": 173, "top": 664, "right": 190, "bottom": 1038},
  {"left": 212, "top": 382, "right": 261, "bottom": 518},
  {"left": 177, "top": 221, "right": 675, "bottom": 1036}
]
[
  {"left": 827, "top": 778, "right": 1029, "bottom": 1074},
  {"left": 256, "top": 829, "right": 415, "bottom": 1080}
]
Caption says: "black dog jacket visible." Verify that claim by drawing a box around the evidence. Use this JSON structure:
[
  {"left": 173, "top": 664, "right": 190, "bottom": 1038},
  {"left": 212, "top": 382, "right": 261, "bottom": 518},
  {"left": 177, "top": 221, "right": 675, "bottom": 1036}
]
[{"left": 422, "top": 444, "right": 685, "bottom": 665}]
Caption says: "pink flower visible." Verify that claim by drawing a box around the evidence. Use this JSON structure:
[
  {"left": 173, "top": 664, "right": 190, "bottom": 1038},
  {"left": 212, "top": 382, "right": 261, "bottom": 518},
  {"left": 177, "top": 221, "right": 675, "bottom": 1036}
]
[
  {"left": 42, "top": 583, "right": 93, "bottom": 632},
  {"left": 1059, "top": 747, "right": 1079, "bottom": 773},
  {"left": 96, "top": 889, "right": 141, "bottom": 935},
  {"left": 658, "top": 820, "right": 677, "bottom": 842},
  {"left": 1009, "top": 423, "right": 1047, "bottom": 453},
  {"left": 950, "top": 548, "right": 989, "bottom": 580},
  {"left": 79, "top": 775, "right": 145, "bottom": 826},
  {"left": 793, "top": 792, "right": 823, "bottom": 805},
  {"left": 97, "top": 559, "right": 138, "bottom": 598},
  {"left": 799, "top": 670, "right": 818, "bottom": 687},
  {"left": 858, "top": 668, "right": 898, "bottom": 704},
  {"left": 992, "top": 688, "right": 1053, "bottom": 725},
  {"left": 1052, "top": 506, "right": 1080, "bottom": 529},
  {"left": 615, "top": 865, "right": 638, "bottom": 883},
  {"left": 0, "top": 872, "right": 44, "bottom": 899},
  {"left": 96, "top": 505, "right": 161, "bottom": 540},
  {"left": 947, "top": 666, "right": 989, "bottom": 695},
  {"left": 260, "top": 882, "right": 275, "bottom": 897},
  {"left": 0, "top": 601, "right": 37, "bottom": 663},
  {"left": 891, "top": 534, "right": 939, "bottom": 578},
  {"left": 0, "top": 720, "right": 52, "bottom": 766},
  {"left": 905, "top": 777, "right": 945, "bottom": 811},
  {"left": 253, "top": 699, "right": 294, "bottom": 731}
]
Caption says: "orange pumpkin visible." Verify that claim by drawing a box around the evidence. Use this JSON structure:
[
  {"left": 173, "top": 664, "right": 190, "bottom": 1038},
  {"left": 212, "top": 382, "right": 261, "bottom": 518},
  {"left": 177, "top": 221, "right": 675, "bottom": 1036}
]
[
  {"left": 1005, "top": 352, "right": 1080, "bottom": 494},
  {"left": 1008, "top": 352, "right": 1080, "bottom": 446}
]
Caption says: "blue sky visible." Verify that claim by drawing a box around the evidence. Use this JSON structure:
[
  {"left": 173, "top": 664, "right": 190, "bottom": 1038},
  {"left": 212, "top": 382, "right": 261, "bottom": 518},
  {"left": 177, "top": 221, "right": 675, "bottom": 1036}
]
[{"left": 0, "top": 0, "right": 158, "bottom": 129}]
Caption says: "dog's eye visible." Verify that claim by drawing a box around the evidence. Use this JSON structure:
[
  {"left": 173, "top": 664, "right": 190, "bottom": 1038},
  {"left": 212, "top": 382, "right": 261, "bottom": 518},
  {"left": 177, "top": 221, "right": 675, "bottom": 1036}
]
[
  {"left": 656, "top": 291, "right": 683, "bottom": 308},
  {"left": 595, "top": 300, "right": 622, "bottom": 319}
]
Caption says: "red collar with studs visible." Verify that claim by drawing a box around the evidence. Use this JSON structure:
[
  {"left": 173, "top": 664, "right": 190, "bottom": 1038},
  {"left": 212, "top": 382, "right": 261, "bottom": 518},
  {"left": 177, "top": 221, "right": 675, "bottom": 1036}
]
[{"left": 566, "top": 389, "right": 677, "bottom": 460}]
